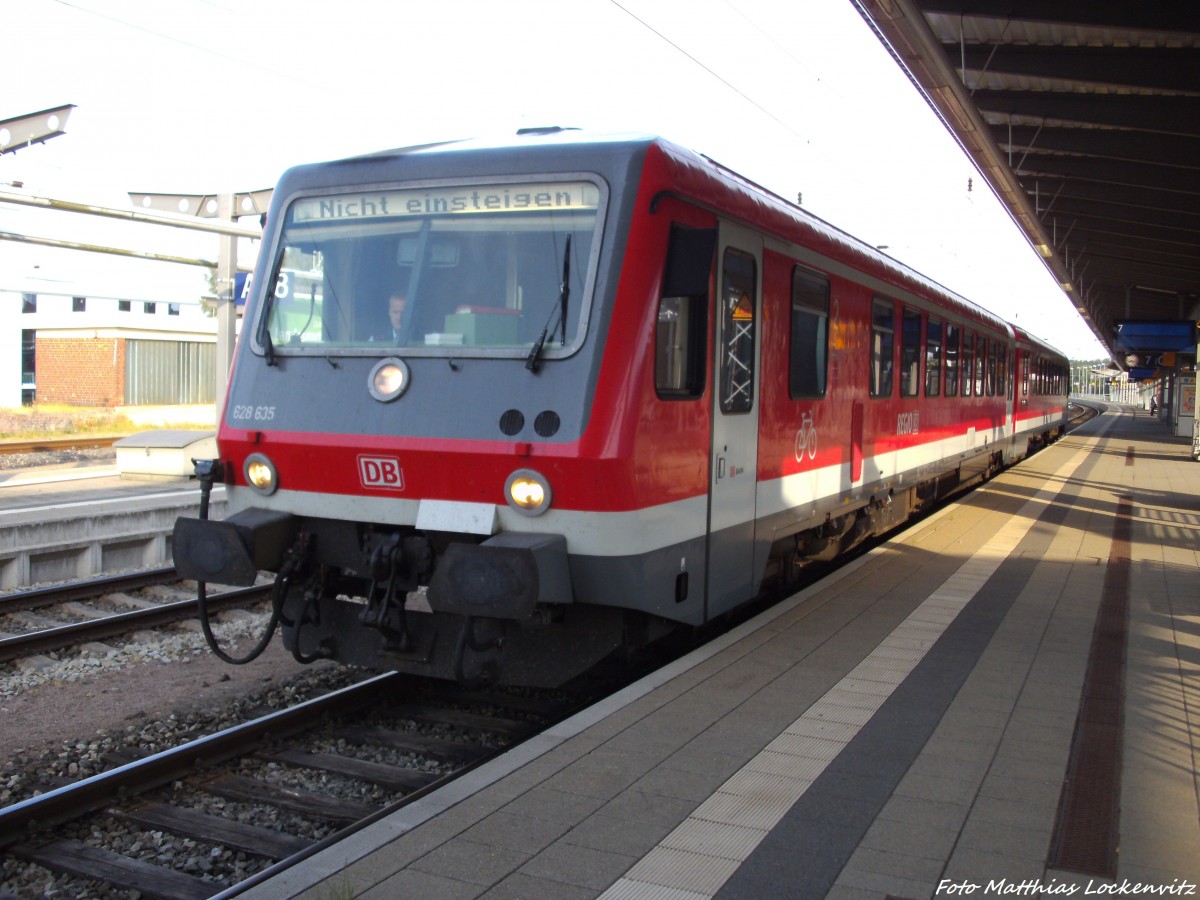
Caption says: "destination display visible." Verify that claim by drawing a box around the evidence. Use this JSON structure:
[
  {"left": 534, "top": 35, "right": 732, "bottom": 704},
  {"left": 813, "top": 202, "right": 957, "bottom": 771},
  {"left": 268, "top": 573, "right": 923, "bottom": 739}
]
[{"left": 292, "top": 181, "right": 600, "bottom": 222}]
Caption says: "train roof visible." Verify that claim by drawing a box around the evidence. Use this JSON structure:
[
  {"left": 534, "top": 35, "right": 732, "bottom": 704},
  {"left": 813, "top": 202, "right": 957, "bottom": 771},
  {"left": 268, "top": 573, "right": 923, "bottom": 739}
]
[
  {"left": 641, "top": 137, "right": 1013, "bottom": 337},
  {"left": 281, "top": 128, "right": 1062, "bottom": 354},
  {"left": 1010, "top": 324, "right": 1069, "bottom": 361}
]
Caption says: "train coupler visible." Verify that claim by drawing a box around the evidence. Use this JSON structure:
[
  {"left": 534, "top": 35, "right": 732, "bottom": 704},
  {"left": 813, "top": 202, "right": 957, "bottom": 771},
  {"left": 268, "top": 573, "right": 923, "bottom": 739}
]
[
  {"left": 359, "top": 534, "right": 432, "bottom": 651},
  {"left": 361, "top": 539, "right": 403, "bottom": 630}
]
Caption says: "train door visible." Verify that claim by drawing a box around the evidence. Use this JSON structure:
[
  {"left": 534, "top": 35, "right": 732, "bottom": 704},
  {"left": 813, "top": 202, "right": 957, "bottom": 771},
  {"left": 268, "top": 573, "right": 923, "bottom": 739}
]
[
  {"left": 1013, "top": 348, "right": 1026, "bottom": 415},
  {"left": 1004, "top": 344, "right": 1015, "bottom": 444},
  {"left": 850, "top": 401, "right": 865, "bottom": 484},
  {"left": 707, "top": 222, "right": 762, "bottom": 619}
]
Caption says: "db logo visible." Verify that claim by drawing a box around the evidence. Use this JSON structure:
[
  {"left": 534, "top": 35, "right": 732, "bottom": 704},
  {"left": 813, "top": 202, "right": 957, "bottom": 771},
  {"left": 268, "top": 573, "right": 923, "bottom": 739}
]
[{"left": 358, "top": 455, "right": 404, "bottom": 490}]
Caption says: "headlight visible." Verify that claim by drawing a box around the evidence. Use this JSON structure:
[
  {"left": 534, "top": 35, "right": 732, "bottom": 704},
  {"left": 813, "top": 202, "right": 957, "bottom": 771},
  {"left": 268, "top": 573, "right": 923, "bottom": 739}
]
[
  {"left": 244, "top": 453, "right": 279, "bottom": 495},
  {"left": 505, "top": 468, "right": 552, "bottom": 516},
  {"left": 369, "top": 358, "right": 410, "bottom": 402}
]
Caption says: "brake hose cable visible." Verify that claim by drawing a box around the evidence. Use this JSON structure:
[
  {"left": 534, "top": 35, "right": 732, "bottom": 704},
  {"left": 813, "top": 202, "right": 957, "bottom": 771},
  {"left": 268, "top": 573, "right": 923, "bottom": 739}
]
[{"left": 193, "top": 460, "right": 281, "bottom": 665}]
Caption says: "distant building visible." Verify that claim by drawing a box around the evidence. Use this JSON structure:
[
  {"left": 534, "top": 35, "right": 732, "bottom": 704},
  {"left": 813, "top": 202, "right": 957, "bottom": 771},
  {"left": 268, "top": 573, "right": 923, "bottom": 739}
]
[{"left": 0, "top": 284, "right": 220, "bottom": 408}]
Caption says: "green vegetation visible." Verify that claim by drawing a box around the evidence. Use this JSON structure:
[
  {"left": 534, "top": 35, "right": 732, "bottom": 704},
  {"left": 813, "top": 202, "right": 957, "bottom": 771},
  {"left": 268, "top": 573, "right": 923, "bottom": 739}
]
[{"left": 0, "top": 406, "right": 138, "bottom": 439}]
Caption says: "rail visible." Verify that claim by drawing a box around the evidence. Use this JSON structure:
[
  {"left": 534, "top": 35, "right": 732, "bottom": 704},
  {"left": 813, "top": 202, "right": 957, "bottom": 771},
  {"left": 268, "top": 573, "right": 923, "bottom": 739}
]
[
  {"left": 0, "top": 583, "right": 271, "bottom": 664},
  {"left": 0, "top": 672, "right": 576, "bottom": 898},
  {"left": 0, "top": 672, "right": 402, "bottom": 848},
  {"left": 0, "top": 435, "right": 122, "bottom": 456}
]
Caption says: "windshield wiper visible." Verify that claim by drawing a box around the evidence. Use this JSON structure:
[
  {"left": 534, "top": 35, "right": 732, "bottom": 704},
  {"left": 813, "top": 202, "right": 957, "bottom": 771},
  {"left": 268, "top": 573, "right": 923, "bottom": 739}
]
[
  {"left": 558, "top": 233, "right": 571, "bottom": 345},
  {"left": 526, "top": 233, "right": 571, "bottom": 374}
]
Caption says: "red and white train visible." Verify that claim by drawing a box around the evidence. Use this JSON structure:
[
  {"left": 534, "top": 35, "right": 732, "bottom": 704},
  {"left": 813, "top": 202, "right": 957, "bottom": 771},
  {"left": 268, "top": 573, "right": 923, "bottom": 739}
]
[{"left": 174, "top": 130, "right": 1068, "bottom": 686}]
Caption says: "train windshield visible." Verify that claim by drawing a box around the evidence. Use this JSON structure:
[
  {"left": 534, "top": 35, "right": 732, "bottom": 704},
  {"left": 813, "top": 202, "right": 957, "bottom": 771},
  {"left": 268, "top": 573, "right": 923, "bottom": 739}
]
[{"left": 256, "top": 179, "right": 604, "bottom": 358}]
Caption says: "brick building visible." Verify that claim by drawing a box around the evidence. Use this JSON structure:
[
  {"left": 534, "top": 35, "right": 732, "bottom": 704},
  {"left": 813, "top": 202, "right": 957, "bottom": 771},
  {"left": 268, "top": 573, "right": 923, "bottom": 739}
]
[
  {"left": 0, "top": 287, "right": 220, "bottom": 409},
  {"left": 35, "top": 334, "right": 126, "bottom": 406}
]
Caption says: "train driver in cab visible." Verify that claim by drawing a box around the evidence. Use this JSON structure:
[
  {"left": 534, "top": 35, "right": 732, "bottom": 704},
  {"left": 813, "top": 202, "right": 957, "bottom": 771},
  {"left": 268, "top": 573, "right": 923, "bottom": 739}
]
[{"left": 373, "top": 290, "right": 410, "bottom": 345}]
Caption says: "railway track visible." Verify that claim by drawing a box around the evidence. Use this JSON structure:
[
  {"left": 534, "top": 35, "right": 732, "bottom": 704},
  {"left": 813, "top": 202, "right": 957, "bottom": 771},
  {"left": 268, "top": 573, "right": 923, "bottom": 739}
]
[
  {"left": 0, "top": 669, "right": 590, "bottom": 898},
  {"left": 1066, "top": 399, "right": 1101, "bottom": 429},
  {"left": 0, "top": 436, "right": 123, "bottom": 456},
  {"left": 0, "top": 569, "right": 270, "bottom": 665}
]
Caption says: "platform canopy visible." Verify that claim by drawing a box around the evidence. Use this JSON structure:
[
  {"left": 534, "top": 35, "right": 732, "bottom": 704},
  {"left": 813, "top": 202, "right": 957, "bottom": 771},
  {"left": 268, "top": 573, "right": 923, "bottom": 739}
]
[{"left": 849, "top": 1, "right": 1200, "bottom": 362}]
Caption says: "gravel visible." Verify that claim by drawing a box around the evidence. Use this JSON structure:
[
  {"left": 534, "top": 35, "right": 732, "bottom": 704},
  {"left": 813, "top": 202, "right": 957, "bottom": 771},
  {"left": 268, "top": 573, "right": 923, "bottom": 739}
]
[
  {"left": 0, "top": 607, "right": 362, "bottom": 790},
  {"left": 0, "top": 448, "right": 369, "bottom": 900},
  {"left": 0, "top": 446, "right": 118, "bottom": 472},
  {"left": 0, "top": 608, "right": 362, "bottom": 897}
]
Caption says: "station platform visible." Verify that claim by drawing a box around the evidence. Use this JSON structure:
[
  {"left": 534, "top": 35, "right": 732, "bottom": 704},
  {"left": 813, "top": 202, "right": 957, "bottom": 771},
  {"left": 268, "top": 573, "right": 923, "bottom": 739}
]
[
  {"left": 0, "top": 465, "right": 219, "bottom": 589},
  {"left": 242, "top": 405, "right": 1199, "bottom": 900}
]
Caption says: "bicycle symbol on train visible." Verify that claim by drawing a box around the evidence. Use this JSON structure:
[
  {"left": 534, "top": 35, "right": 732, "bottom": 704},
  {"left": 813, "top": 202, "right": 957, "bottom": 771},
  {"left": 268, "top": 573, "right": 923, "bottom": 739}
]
[{"left": 794, "top": 411, "right": 818, "bottom": 463}]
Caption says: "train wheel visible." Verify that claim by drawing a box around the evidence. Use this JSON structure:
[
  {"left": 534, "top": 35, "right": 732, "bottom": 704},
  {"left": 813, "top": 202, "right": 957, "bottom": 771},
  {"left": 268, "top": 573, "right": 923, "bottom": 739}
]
[{"left": 780, "top": 546, "right": 805, "bottom": 591}]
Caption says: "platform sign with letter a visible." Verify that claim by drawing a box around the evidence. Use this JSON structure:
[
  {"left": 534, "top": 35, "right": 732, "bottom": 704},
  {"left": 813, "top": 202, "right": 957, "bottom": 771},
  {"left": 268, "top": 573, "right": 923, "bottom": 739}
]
[{"left": 235, "top": 272, "right": 252, "bottom": 309}]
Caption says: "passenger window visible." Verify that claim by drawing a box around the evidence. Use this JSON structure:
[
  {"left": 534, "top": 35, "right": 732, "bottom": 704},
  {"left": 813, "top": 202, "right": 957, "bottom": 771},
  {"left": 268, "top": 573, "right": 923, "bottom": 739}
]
[
  {"left": 962, "top": 330, "right": 974, "bottom": 397},
  {"left": 945, "top": 324, "right": 960, "bottom": 396},
  {"left": 789, "top": 266, "right": 829, "bottom": 398},
  {"left": 975, "top": 334, "right": 987, "bottom": 396},
  {"left": 986, "top": 339, "right": 997, "bottom": 396},
  {"left": 719, "top": 249, "right": 757, "bottom": 414},
  {"left": 656, "top": 225, "right": 713, "bottom": 399},
  {"left": 871, "top": 298, "right": 895, "bottom": 398},
  {"left": 900, "top": 306, "right": 921, "bottom": 397},
  {"left": 656, "top": 296, "right": 706, "bottom": 398},
  {"left": 926, "top": 317, "right": 943, "bottom": 396}
]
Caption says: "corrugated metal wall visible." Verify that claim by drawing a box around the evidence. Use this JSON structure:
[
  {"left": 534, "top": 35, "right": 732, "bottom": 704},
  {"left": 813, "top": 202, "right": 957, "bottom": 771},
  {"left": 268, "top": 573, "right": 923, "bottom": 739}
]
[{"left": 124, "top": 340, "right": 215, "bottom": 405}]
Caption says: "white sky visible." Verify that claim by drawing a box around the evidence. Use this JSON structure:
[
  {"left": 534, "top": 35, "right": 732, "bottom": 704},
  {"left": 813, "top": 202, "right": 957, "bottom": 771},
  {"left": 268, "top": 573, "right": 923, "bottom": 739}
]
[{"left": 1, "top": 0, "right": 1107, "bottom": 358}]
